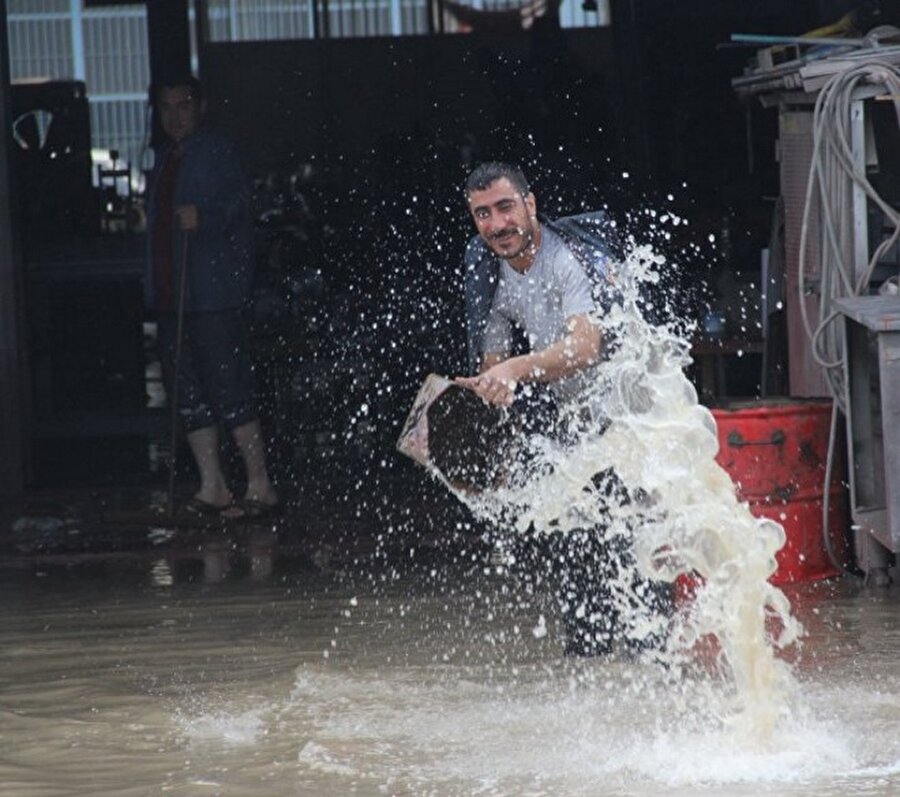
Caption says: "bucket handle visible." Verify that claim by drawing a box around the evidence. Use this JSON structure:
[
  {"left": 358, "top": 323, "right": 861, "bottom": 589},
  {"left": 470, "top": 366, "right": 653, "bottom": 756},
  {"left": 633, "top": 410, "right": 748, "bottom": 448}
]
[{"left": 727, "top": 429, "right": 785, "bottom": 448}]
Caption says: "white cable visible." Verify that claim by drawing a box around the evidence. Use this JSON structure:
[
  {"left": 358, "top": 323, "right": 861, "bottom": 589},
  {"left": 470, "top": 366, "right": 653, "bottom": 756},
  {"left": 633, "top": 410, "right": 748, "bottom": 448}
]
[
  {"left": 798, "top": 59, "right": 900, "bottom": 411},
  {"left": 796, "top": 58, "right": 900, "bottom": 576}
]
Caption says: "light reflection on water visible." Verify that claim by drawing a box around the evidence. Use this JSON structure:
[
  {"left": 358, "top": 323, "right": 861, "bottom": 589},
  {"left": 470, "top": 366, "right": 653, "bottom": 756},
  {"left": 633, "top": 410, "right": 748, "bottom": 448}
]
[{"left": 2, "top": 555, "right": 900, "bottom": 796}]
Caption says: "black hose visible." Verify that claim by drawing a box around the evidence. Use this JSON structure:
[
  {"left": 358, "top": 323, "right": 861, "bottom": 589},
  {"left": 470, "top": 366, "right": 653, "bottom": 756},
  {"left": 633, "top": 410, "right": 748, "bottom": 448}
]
[
  {"left": 166, "top": 233, "right": 191, "bottom": 518},
  {"left": 823, "top": 401, "right": 864, "bottom": 578}
]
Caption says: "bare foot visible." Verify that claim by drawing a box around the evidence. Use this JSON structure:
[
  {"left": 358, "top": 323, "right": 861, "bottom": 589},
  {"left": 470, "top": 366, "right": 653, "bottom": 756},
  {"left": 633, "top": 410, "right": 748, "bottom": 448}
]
[{"left": 244, "top": 482, "right": 279, "bottom": 508}]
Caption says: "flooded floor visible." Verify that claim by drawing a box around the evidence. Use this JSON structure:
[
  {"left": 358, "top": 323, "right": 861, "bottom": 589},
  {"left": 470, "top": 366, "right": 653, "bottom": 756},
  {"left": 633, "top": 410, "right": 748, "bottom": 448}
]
[{"left": 3, "top": 534, "right": 900, "bottom": 797}]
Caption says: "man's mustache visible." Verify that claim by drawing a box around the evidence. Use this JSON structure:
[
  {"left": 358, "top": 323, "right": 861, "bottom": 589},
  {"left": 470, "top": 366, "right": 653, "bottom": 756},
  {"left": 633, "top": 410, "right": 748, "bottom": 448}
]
[{"left": 490, "top": 227, "right": 524, "bottom": 241}]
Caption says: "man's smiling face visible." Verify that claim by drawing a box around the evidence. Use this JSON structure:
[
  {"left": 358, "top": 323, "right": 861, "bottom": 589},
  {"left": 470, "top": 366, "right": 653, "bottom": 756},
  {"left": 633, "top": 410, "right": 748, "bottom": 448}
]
[{"left": 468, "top": 177, "right": 537, "bottom": 261}]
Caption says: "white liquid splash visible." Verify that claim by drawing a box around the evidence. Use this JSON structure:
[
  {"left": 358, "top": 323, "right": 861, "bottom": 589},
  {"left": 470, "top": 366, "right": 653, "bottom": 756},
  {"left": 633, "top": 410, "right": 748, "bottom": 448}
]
[{"left": 462, "top": 243, "right": 803, "bottom": 744}]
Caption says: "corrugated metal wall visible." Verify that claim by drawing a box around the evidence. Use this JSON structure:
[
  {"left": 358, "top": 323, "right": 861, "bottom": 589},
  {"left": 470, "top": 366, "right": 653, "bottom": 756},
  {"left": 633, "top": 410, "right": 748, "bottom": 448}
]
[
  {"left": 7, "top": 2, "right": 149, "bottom": 186},
  {"left": 203, "top": 0, "right": 608, "bottom": 39},
  {"left": 6, "top": 0, "right": 608, "bottom": 189},
  {"left": 207, "top": 1, "right": 315, "bottom": 40},
  {"left": 82, "top": 8, "right": 149, "bottom": 94},
  {"left": 7, "top": 4, "right": 74, "bottom": 82}
]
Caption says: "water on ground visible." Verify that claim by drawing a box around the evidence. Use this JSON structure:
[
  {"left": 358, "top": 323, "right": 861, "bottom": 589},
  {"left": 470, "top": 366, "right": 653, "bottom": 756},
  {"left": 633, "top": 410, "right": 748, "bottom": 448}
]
[{"left": 2, "top": 553, "right": 900, "bottom": 797}]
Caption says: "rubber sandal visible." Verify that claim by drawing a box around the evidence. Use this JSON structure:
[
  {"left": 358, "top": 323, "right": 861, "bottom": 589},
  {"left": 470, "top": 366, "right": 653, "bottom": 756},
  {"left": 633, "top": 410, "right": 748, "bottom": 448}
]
[
  {"left": 184, "top": 496, "right": 230, "bottom": 517},
  {"left": 236, "top": 498, "right": 280, "bottom": 520}
]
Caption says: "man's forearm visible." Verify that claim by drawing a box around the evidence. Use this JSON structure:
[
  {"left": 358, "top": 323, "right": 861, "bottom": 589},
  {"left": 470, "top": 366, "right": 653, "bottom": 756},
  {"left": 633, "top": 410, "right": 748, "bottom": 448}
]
[
  {"left": 479, "top": 352, "right": 506, "bottom": 374},
  {"left": 462, "top": 315, "right": 601, "bottom": 406},
  {"left": 498, "top": 341, "right": 591, "bottom": 383},
  {"left": 489, "top": 315, "right": 601, "bottom": 384}
]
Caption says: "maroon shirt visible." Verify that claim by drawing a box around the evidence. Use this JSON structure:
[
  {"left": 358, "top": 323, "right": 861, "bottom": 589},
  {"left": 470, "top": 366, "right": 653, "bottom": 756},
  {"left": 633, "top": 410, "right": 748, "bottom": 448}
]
[{"left": 150, "top": 147, "right": 182, "bottom": 312}]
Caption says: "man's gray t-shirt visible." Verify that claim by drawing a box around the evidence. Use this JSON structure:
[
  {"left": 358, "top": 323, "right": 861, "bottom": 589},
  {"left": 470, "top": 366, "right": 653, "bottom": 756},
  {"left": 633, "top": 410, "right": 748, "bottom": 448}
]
[{"left": 481, "top": 227, "right": 601, "bottom": 404}]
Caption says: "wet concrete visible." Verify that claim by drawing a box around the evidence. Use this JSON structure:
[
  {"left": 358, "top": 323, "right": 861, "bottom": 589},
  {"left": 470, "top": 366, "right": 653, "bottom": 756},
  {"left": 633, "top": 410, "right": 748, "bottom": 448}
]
[{"left": 0, "top": 474, "right": 478, "bottom": 581}]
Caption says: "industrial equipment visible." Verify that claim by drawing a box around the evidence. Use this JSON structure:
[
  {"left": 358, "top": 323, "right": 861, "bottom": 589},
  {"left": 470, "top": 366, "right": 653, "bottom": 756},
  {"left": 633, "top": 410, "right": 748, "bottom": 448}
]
[{"left": 733, "top": 27, "right": 900, "bottom": 582}]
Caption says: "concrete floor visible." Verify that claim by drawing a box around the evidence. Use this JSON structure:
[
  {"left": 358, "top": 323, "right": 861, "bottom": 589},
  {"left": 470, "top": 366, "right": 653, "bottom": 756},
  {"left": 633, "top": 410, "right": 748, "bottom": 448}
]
[{"left": 0, "top": 453, "right": 483, "bottom": 584}]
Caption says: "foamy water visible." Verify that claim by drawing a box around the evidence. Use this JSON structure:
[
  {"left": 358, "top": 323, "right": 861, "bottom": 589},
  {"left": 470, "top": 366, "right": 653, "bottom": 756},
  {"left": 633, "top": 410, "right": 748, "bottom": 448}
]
[
  {"left": 165, "top": 601, "right": 889, "bottom": 796},
  {"left": 462, "top": 243, "right": 803, "bottom": 743},
  {"left": 1, "top": 562, "right": 899, "bottom": 795}
]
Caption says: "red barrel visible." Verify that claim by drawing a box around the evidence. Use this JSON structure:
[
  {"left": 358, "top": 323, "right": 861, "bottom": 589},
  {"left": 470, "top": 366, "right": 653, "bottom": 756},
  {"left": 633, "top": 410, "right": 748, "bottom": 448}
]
[{"left": 710, "top": 398, "right": 848, "bottom": 584}]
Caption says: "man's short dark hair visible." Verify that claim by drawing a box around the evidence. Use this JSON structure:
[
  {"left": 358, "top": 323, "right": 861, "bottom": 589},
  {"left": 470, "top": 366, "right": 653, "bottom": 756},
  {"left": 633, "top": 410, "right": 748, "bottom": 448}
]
[
  {"left": 465, "top": 162, "right": 530, "bottom": 198},
  {"left": 150, "top": 74, "right": 205, "bottom": 109}
]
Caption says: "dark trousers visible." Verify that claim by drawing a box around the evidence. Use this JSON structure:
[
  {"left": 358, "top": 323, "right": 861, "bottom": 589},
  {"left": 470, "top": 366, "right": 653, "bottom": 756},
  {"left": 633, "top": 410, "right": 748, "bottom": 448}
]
[
  {"left": 545, "top": 524, "right": 672, "bottom": 657},
  {"left": 508, "top": 468, "right": 673, "bottom": 656},
  {"left": 157, "top": 309, "right": 258, "bottom": 433}
]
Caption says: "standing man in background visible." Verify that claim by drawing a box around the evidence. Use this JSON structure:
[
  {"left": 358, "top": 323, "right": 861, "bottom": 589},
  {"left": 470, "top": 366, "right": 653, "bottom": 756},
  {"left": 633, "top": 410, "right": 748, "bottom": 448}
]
[{"left": 146, "top": 74, "right": 278, "bottom": 519}]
